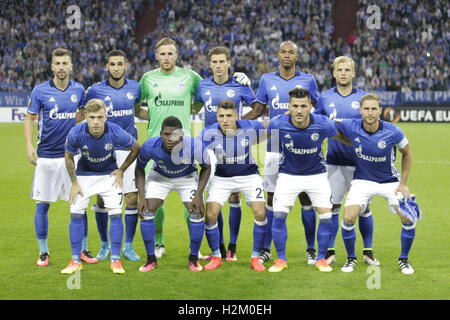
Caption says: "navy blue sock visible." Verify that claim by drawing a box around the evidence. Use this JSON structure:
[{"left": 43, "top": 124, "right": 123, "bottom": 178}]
[
  {"left": 109, "top": 214, "right": 124, "bottom": 260},
  {"left": 189, "top": 218, "right": 204, "bottom": 256},
  {"left": 317, "top": 213, "right": 332, "bottom": 260},
  {"left": 95, "top": 205, "right": 108, "bottom": 242},
  {"left": 124, "top": 208, "right": 138, "bottom": 243},
  {"left": 69, "top": 213, "right": 84, "bottom": 261},
  {"left": 205, "top": 222, "right": 220, "bottom": 256},
  {"left": 82, "top": 211, "right": 88, "bottom": 251},
  {"left": 328, "top": 210, "right": 340, "bottom": 250},
  {"left": 217, "top": 211, "right": 224, "bottom": 247},
  {"left": 252, "top": 219, "right": 267, "bottom": 257},
  {"left": 359, "top": 212, "right": 374, "bottom": 249},
  {"left": 272, "top": 213, "right": 288, "bottom": 261},
  {"left": 140, "top": 217, "right": 155, "bottom": 256},
  {"left": 34, "top": 202, "right": 50, "bottom": 253},
  {"left": 301, "top": 206, "right": 316, "bottom": 250},
  {"left": 262, "top": 206, "right": 273, "bottom": 251},
  {"left": 400, "top": 223, "right": 416, "bottom": 259},
  {"left": 341, "top": 222, "right": 356, "bottom": 259},
  {"left": 229, "top": 202, "right": 242, "bottom": 245}
]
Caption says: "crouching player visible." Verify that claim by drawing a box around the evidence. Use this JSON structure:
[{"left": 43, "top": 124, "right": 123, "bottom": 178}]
[
  {"left": 336, "top": 94, "right": 418, "bottom": 274},
  {"left": 62, "top": 99, "right": 140, "bottom": 274},
  {"left": 135, "top": 116, "right": 211, "bottom": 272},
  {"left": 199, "top": 100, "right": 267, "bottom": 272}
]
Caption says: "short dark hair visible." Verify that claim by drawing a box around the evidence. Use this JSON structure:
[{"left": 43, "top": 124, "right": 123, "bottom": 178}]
[
  {"left": 208, "top": 46, "right": 231, "bottom": 61},
  {"left": 288, "top": 87, "right": 311, "bottom": 101},
  {"left": 51, "top": 48, "right": 71, "bottom": 61},
  {"left": 107, "top": 49, "right": 127, "bottom": 62},
  {"left": 155, "top": 38, "right": 177, "bottom": 51},
  {"left": 161, "top": 116, "right": 182, "bottom": 131},
  {"left": 217, "top": 99, "right": 237, "bottom": 111}
]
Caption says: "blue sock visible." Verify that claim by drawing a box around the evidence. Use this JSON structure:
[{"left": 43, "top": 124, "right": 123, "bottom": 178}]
[
  {"left": 205, "top": 222, "right": 221, "bottom": 256},
  {"left": 69, "top": 213, "right": 84, "bottom": 261},
  {"left": 400, "top": 223, "right": 416, "bottom": 259},
  {"left": 317, "top": 213, "right": 332, "bottom": 260},
  {"left": 252, "top": 219, "right": 267, "bottom": 257},
  {"left": 328, "top": 210, "right": 340, "bottom": 250},
  {"left": 95, "top": 205, "right": 108, "bottom": 242},
  {"left": 109, "top": 214, "right": 124, "bottom": 260},
  {"left": 359, "top": 211, "right": 374, "bottom": 249},
  {"left": 189, "top": 218, "right": 204, "bottom": 256},
  {"left": 341, "top": 222, "right": 356, "bottom": 259},
  {"left": 82, "top": 211, "right": 88, "bottom": 251},
  {"left": 262, "top": 206, "right": 274, "bottom": 251},
  {"left": 272, "top": 213, "right": 288, "bottom": 261},
  {"left": 217, "top": 211, "right": 224, "bottom": 247},
  {"left": 140, "top": 218, "right": 155, "bottom": 256},
  {"left": 229, "top": 202, "right": 242, "bottom": 245},
  {"left": 34, "top": 202, "right": 50, "bottom": 253},
  {"left": 125, "top": 208, "right": 139, "bottom": 243},
  {"left": 301, "top": 206, "right": 316, "bottom": 250}
]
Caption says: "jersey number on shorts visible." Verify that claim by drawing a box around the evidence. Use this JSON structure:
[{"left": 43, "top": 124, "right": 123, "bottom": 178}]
[
  {"left": 256, "top": 188, "right": 263, "bottom": 199},
  {"left": 190, "top": 190, "right": 196, "bottom": 200}
]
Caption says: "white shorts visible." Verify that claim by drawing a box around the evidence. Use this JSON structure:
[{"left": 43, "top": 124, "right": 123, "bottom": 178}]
[
  {"left": 115, "top": 149, "right": 137, "bottom": 194},
  {"left": 345, "top": 179, "right": 399, "bottom": 213},
  {"left": 326, "top": 164, "right": 356, "bottom": 204},
  {"left": 273, "top": 173, "right": 332, "bottom": 213},
  {"left": 31, "top": 157, "right": 71, "bottom": 202},
  {"left": 71, "top": 175, "right": 123, "bottom": 214},
  {"left": 263, "top": 152, "right": 281, "bottom": 193},
  {"left": 207, "top": 174, "right": 265, "bottom": 206},
  {"left": 145, "top": 170, "right": 198, "bottom": 202}
]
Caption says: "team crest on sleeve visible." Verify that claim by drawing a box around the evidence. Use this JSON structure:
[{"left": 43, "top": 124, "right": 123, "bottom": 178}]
[
  {"left": 310, "top": 133, "right": 320, "bottom": 141},
  {"left": 351, "top": 101, "right": 360, "bottom": 109},
  {"left": 227, "top": 90, "right": 235, "bottom": 98},
  {"left": 104, "top": 143, "right": 113, "bottom": 151},
  {"left": 377, "top": 140, "right": 386, "bottom": 149},
  {"left": 71, "top": 94, "right": 78, "bottom": 103}
]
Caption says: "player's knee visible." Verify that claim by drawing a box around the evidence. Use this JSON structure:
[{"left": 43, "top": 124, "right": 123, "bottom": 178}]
[
  {"left": 253, "top": 209, "right": 266, "bottom": 222},
  {"left": 189, "top": 212, "right": 204, "bottom": 223},
  {"left": 124, "top": 192, "right": 138, "bottom": 207},
  {"left": 343, "top": 214, "right": 357, "bottom": 225}
]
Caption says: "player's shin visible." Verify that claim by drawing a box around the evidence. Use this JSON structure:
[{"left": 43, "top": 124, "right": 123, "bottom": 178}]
[
  {"left": 262, "top": 205, "right": 274, "bottom": 251},
  {"left": 341, "top": 221, "right": 357, "bottom": 259},
  {"left": 205, "top": 221, "right": 221, "bottom": 257},
  {"left": 272, "top": 211, "right": 288, "bottom": 261},
  {"left": 109, "top": 212, "right": 124, "bottom": 261},
  {"left": 359, "top": 209, "right": 374, "bottom": 250},
  {"left": 69, "top": 213, "right": 84, "bottom": 262},
  {"left": 317, "top": 212, "right": 332, "bottom": 260},
  {"left": 328, "top": 207, "right": 340, "bottom": 250},
  {"left": 301, "top": 205, "right": 316, "bottom": 250},
  {"left": 94, "top": 204, "right": 108, "bottom": 243},
  {"left": 229, "top": 202, "right": 242, "bottom": 246},
  {"left": 124, "top": 207, "right": 139, "bottom": 244},
  {"left": 252, "top": 218, "right": 268, "bottom": 257},
  {"left": 82, "top": 212, "right": 88, "bottom": 251},
  {"left": 400, "top": 222, "right": 416, "bottom": 259},
  {"left": 140, "top": 212, "right": 156, "bottom": 256},
  {"left": 154, "top": 206, "right": 165, "bottom": 246},
  {"left": 34, "top": 202, "right": 50, "bottom": 254},
  {"left": 189, "top": 213, "right": 205, "bottom": 257}
]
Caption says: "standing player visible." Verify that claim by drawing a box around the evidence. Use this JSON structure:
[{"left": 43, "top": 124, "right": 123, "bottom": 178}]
[
  {"left": 86, "top": 49, "right": 144, "bottom": 261},
  {"left": 336, "top": 94, "right": 417, "bottom": 274},
  {"left": 255, "top": 41, "right": 320, "bottom": 265},
  {"left": 314, "top": 56, "right": 378, "bottom": 266},
  {"left": 199, "top": 100, "right": 267, "bottom": 272},
  {"left": 139, "top": 38, "right": 251, "bottom": 258},
  {"left": 62, "top": 99, "right": 140, "bottom": 275},
  {"left": 24, "top": 48, "right": 86, "bottom": 267},
  {"left": 267, "top": 88, "right": 350, "bottom": 273},
  {"left": 195, "top": 46, "right": 258, "bottom": 261},
  {"left": 135, "top": 117, "right": 211, "bottom": 272}
]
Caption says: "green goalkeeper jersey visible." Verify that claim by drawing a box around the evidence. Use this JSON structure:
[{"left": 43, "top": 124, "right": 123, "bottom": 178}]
[{"left": 140, "top": 66, "right": 202, "bottom": 138}]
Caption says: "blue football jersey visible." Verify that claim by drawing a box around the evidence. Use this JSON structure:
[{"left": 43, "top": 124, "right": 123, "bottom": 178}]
[
  {"left": 337, "top": 119, "right": 408, "bottom": 183},
  {"left": 268, "top": 113, "right": 336, "bottom": 176},
  {"left": 136, "top": 136, "right": 208, "bottom": 178},
  {"left": 86, "top": 79, "right": 141, "bottom": 145},
  {"left": 194, "top": 76, "right": 256, "bottom": 126},
  {"left": 200, "top": 120, "right": 265, "bottom": 177},
  {"left": 65, "top": 122, "right": 136, "bottom": 176},
  {"left": 315, "top": 87, "right": 367, "bottom": 166},
  {"left": 27, "top": 80, "right": 85, "bottom": 158},
  {"left": 255, "top": 71, "right": 319, "bottom": 119}
]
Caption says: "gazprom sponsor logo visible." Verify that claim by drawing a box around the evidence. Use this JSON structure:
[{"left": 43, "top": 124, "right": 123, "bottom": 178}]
[
  {"left": 49, "top": 105, "right": 76, "bottom": 120},
  {"left": 271, "top": 93, "right": 289, "bottom": 110},
  {"left": 285, "top": 140, "right": 318, "bottom": 154}
]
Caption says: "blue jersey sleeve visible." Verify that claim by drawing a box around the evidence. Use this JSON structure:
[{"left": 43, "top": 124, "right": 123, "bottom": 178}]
[
  {"left": 194, "top": 86, "right": 203, "bottom": 104},
  {"left": 335, "top": 119, "right": 352, "bottom": 139},
  {"left": 27, "top": 87, "right": 42, "bottom": 114},
  {"left": 267, "top": 119, "right": 281, "bottom": 153},
  {"left": 193, "top": 137, "right": 210, "bottom": 164},
  {"left": 392, "top": 125, "right": 406, "bottom": 145},
  {"left": 255, "top": 76, "right": 268, "bottom": 104},
  {"left": 314, "top": 94, "right": 326, "bottom": 115},
  {"left": 325, "top": 117, "right": 337, "bottom": 137},
  {"left": 136, "top": 141, "right": 152, "bottom": 168},
  {"left": 65, "top": 127, "right": 79, "bottom": 155},
  {"left": 112, "top": 125, "right": 136, "bottom": 150},
  {"left": 241, "top": 85, "right": 257, "bottom": 105},
  {"left": 309, "top": 76, "right": 319, "bottom": 103}
]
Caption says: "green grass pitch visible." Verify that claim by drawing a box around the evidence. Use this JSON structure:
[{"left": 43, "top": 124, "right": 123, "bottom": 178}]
[{"left": 0, "top": 122, "right": 449, "bottom": 300}]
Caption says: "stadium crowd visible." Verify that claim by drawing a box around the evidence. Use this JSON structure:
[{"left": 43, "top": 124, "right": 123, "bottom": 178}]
[{"left": 0, "top": 0, "right": 448, "bottom": 92}]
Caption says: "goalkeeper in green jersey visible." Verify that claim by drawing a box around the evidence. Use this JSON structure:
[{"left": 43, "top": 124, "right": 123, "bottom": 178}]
[{"left": 139, "top": 38, "right": 251, "bottom": 258}]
